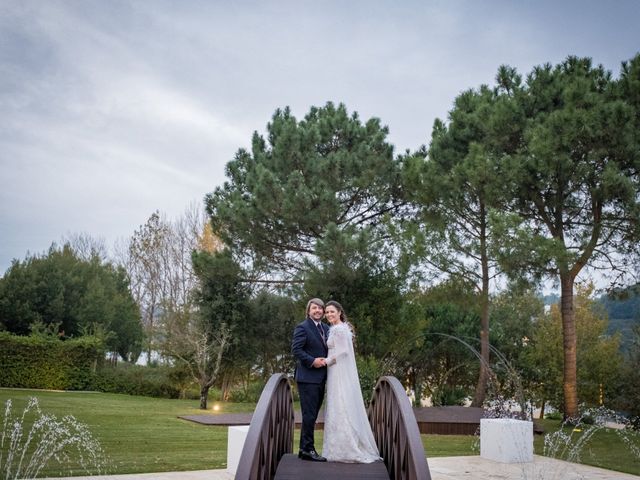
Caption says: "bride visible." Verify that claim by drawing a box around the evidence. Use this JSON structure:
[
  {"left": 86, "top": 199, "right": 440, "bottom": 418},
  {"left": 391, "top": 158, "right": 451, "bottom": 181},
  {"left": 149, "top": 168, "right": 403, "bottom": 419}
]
[{"left": 322, "top": 300, "right": 381, "bottom": 463}]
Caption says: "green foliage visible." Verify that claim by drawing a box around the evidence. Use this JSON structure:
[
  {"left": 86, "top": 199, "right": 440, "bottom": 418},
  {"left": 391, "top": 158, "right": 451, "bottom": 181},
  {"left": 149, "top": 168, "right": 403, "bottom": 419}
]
[
  {"left": 205, "top": 101, "right": 402, "bottom": 277},
  {"left": 431, "top": 385, "right": 468, "bottom": 406},
  {"left": 191, "top": 249, "right": 251, "bottom": 376},
  {"left": 489, "top": 286, "right": 544, "bottom": 402},
  {"left": 0, "top": 244, "right": 143, "bottom": 361},
  {"left": 356, "top": 355, "right": 385, "bottom": 406},
  {"left": 91, "top": 363, "right": 183, "bottom": 399},
  {"left": 390, "top": 280, "right": 480, "bottom": 405},
  {"left": 494, "top": 56, "right": 640, "bottom": 281},
  {"left": 524, "top": 283, "right": 622, "bottom": 411},
  {"left": 303, "top": 224, "right": 415, "bottom": 359},
  {"left": 400, "top": 54, "right": 639, "bottom": 414},
  {"left": 490, "top": 286, "right": 543, "bottom": 363},
  {"left": 160, "top": 248, "right": 250, "bottom": 408},
  {"left": 402, "top": 83, "right": 514, "bottom": 285},
  {"left": 226, "top": 380, "right": 267, "bottom": 403},
  {"left": 0, "top": 332, "right": 102, "bottom": 390},
  {"left": 545, "top": 411, "right": 563, "bottom": 420},
  {"left": 401, "top": 79, "right": 529, "bottom": 406},
  {"left": 611, "top": 324, "right": 640, "bottom": 418},
  {"left": 245, "top": 291, "right": 298, "bottom": 378}
]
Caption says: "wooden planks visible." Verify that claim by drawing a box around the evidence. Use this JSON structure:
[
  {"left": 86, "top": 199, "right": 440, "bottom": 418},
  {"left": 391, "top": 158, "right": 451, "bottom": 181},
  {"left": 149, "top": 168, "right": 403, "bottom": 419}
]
[{"left": 274, "top": 454, "right": 390, "bottom": 480}]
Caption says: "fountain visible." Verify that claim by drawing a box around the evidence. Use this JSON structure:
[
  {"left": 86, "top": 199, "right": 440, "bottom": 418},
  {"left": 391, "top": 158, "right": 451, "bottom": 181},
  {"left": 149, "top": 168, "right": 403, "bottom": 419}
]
[
  {"left": 0, "top": 397, "right": 107, "bottom": 479},
  {"left": 389, "top": 332, "right": 640, "bottom": 476}
]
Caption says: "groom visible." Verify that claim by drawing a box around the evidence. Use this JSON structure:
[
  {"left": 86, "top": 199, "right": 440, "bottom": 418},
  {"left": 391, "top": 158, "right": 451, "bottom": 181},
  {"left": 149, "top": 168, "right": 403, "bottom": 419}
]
[{"left": 291, "top": 298, "right": 329, "bottom": 462}]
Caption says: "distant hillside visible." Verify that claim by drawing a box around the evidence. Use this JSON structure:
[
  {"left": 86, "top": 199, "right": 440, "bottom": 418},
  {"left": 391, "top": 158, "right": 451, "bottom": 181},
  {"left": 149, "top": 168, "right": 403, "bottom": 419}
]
[
  {"left": 599, "top": 287, "right": 640, "bottom": 352},
  {"left": 539, "top": 289, "right": 639, "bottom": 352}
]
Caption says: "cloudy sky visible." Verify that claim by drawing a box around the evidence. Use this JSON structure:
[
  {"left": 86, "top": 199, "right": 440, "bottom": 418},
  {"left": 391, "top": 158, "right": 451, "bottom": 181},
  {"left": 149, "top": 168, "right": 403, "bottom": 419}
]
[{"left": 1, "top": 0, "right": 639, "bottom": 274}]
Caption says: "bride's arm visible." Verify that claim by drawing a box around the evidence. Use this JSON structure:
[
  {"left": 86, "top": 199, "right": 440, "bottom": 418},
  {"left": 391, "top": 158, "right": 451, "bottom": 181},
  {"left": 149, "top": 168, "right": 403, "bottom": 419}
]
[{"left": 326, "top": 328, "right": 351, "bottom": 366}]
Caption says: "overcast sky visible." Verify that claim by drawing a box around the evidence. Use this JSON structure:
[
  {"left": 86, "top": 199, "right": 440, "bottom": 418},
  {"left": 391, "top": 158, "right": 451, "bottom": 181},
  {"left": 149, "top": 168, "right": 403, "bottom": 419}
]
[{"left": 1, "top": 0, "right": 639, "bottom": 275}]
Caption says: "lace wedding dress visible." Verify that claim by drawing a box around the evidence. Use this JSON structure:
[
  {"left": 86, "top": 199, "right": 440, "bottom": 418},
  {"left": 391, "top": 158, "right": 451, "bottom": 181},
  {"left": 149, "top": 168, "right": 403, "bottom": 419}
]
[{"left": 322, "top": 323, "right": 381, "bottom": 463}]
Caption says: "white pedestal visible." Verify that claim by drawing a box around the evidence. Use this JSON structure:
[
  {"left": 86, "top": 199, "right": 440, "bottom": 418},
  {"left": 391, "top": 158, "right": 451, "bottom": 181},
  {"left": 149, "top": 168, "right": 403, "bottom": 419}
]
[
  {"left": 480, "top": 418, "right": 533, "bottom": 463},
  {"left": 227, "top": 425, "right": 250, "bottom": 475}
]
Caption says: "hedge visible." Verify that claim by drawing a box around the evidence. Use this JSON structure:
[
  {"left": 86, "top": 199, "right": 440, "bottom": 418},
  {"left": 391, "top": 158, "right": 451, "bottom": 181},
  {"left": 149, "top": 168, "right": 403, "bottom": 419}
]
[
  {"left": 91, "top": 363, "right": 182, "bottom": 399},
  {"left": 0, "top": 332, "right": 102, "bottom": 390}
]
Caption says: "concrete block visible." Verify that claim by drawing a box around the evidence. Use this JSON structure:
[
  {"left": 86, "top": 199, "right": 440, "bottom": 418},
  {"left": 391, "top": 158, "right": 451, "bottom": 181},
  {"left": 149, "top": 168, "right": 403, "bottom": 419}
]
[
  {"left": 480, "top": 418, "right": 533, "bottom": 463},
  {"left": 226, "top": 425, "right": 250, "bottom": 475}
]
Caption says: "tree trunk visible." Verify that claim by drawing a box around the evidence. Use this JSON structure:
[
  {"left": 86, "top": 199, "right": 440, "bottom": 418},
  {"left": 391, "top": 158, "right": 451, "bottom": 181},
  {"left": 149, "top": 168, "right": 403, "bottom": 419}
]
[
  {"left": 471, "top": 208, "right": 490, "bottom": 407},
  {"left": 560, "top": 272, "right": 578, "bottom": 419},
  {"left": 471, "top": 292, "right": 490, "bottom": 407},
  {"left": 222, "top": 375, "right": 231, "bottom": 401},
  {"left": 414, "top": 373, "right": 423, "bottom": 407},
  {"left": 199, "top": 385, "right": 210, "bottom": 410},
  {"left": 539, "top": 399, "right": 546, "bottom": 420},
  {"left": 408, "top": 368, "right": 422, "bottom": 407}
]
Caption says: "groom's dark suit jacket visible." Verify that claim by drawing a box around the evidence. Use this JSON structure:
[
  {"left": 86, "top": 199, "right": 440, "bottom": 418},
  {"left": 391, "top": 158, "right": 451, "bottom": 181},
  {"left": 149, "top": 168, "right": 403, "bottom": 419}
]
[{"left": 292, "top": 317, "right": 329, "bottom": 383}]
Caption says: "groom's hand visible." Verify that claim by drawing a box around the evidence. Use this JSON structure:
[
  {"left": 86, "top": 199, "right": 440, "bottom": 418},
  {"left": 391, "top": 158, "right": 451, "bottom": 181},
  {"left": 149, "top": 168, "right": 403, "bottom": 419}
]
[{"left": 312, "top": 357, "right": 327, "bottom": 368}]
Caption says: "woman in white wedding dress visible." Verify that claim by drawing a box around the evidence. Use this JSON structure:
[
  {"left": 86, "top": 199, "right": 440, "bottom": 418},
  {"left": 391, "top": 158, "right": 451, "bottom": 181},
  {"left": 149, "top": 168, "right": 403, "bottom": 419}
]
[{"left": 322, "top": 300, "right": 381, "bottom": 463}]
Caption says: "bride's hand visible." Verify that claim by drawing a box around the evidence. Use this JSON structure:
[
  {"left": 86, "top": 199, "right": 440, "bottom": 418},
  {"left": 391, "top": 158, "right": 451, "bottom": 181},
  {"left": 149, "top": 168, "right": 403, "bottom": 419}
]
[{"left": 312, "top": 357, "right": 327, "bottom": 368}]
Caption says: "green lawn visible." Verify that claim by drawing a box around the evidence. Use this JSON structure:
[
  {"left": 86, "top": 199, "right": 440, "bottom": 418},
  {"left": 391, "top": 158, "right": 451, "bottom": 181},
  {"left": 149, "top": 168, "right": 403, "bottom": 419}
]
[
  {"left": 1, "top": 390, "right": 638, "bottom": 477},
  {"left": 0, "top": 389, "right": 254, "bottom": 477},
  {"left": 422, "top": 433, "right": 478, "bottom": 457},
  {"left": 532, "top": 418, "right": 640, "bottom": 476}
]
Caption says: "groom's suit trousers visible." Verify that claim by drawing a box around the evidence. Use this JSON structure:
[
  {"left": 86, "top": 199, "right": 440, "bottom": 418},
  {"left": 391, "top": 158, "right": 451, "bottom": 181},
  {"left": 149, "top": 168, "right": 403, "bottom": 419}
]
[{"left": 298, "top": 382, "right": 326, "bottom": 452}]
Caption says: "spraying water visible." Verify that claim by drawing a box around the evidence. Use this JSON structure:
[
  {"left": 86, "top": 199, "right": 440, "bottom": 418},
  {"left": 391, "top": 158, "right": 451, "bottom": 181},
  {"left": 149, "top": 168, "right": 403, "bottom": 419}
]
[{"left": 0, "top": 397, "right": 107, "bottom": 479}]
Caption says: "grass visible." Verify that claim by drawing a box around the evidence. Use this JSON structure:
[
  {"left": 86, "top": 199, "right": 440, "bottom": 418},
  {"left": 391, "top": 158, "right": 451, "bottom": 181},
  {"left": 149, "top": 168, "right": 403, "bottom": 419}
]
[
  {"left": 0, "top": 389, "right": 254, "bottom": 477},
  {"left": 1, "top": 390, "right": 638, "bottom": 477},
  {"left": 422, "top": 434, "right": 477, "bottom": 457},
  {"left": 532, "top": 418, "right": 640, "bottom": 476}
]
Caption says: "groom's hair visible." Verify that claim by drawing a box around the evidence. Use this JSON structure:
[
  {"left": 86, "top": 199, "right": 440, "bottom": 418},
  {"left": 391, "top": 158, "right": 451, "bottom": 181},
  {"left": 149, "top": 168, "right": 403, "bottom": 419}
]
[{"left": 306, "top": 298, "right": 325, "bottom": 315}]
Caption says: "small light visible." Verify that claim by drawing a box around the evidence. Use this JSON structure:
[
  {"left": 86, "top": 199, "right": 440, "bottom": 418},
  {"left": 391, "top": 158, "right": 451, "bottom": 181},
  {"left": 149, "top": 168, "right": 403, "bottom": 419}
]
[{"left": 213, "top": 404, "right": 220, "bottom": 411}]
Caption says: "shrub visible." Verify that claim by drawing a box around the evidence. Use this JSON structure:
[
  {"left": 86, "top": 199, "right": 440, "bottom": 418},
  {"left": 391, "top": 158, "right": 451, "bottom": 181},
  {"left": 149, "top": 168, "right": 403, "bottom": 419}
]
[
  {"left": 545, "top": 411, "right": 563, "bottom": 420},
  {"left": 431, "top": 385, "right": 468, "bottom": 406},
  {"left": 0, "top": 332, "right": 102, "bottom": 390},
  {"left": 91, "top": 363, "right": 181, "bottom": 399},
  {"left": 227, "top": 380, "right": 266, "bottom": 403},
  {"left": 356, "top": 355, "right": 385, "bottom": 406}
]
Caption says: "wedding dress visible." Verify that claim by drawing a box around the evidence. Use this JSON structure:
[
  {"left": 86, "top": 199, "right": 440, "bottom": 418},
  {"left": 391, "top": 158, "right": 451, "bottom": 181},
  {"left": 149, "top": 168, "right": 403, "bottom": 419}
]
[{"left": 322, "top": 323, "right": 381, "bottom": 463}]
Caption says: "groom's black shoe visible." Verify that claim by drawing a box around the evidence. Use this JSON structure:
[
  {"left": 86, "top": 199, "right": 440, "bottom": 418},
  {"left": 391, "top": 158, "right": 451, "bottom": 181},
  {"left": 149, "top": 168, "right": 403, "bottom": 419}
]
[{"left": 298, "top": 449, "right": 327, "bottom": 462}]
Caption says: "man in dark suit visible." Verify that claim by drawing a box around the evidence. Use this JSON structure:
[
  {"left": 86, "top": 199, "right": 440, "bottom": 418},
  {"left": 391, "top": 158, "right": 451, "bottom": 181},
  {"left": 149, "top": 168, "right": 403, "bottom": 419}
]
[{"left": 291, "top": 297, "right": 329, "bottom": 462}]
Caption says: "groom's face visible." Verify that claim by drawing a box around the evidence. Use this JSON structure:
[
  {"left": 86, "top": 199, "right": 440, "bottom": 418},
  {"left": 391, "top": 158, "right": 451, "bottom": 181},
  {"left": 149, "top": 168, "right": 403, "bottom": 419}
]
[{"left": 308, "top": 303, "right": 324, "bottom": 321}]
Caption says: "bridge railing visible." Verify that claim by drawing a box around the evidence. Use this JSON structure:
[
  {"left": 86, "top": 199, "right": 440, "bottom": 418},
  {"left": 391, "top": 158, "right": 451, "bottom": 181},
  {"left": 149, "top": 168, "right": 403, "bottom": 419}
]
[
  {"left": 368, "top": 376, "right": 431, "bottom": 480},
  {"left": 235, "top": 373, "right": 294, "bottom": 480},
  {"left": 236, "top": 373, "right": 430, "bottom": 480}
]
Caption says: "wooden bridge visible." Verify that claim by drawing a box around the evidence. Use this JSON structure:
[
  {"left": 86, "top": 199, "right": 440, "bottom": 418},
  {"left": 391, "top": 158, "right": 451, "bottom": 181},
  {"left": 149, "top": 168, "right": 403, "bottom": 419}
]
[{"left": 235, "top": 373, "right": 431, "bottom": 480}]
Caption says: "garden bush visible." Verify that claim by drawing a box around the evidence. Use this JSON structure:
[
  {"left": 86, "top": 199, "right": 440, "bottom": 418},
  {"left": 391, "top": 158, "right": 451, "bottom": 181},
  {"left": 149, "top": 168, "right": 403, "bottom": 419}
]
[
  {"left": 356, "top": 355, "right": 385, "bottom": 406},
  {"left": 91, "top": 363, "right": 182, "bottom": 399},
  {"left": 0, "top": 332, "right": 102, "bottom": 390},
  {"left": 226, "top": 380, "right": 267, "bottom": 403}
]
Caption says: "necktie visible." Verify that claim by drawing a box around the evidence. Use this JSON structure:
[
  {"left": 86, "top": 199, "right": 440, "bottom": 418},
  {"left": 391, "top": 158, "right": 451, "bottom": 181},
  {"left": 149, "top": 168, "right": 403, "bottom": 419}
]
[{"left": 316, "top": 323, "right": 325, "bottom": 345}]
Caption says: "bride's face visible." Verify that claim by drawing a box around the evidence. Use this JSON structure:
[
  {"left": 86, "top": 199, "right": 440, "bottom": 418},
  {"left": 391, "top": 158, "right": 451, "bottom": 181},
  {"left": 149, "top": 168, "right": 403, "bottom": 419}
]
[{"left": 325, "top": 305, "right": 340, "bottom": 325}]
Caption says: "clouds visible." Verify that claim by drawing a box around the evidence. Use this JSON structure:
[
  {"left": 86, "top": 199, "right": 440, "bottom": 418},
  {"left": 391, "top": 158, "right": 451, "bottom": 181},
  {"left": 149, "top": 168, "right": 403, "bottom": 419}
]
[{"left": 1, "top": 0, "right": 639, "bottom": 273}]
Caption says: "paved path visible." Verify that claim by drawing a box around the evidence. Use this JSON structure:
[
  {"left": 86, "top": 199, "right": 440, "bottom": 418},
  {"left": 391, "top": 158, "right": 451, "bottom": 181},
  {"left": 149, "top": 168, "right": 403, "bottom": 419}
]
[
  {"left": 430, "top": 455, "right": 639, "bottom": 479},
  {"left": 43, "top": 455, "right": 639, "bottom": 479}
]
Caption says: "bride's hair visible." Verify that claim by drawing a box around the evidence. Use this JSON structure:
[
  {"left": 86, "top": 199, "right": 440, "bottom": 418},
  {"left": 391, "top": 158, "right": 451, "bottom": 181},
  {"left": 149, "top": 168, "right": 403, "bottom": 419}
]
[{"left": 325, "top": 300, "right": 355, "bottom": 338}]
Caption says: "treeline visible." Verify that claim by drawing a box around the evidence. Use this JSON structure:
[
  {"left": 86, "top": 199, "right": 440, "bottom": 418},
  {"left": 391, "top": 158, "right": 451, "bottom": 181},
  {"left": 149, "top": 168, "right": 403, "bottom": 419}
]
[
  {"left": 204, "top": 54, "right": 640, "bottom": 419},
  {"left": 1, "top": 54, "right": 640, "bottom": 417},
  {"left": 0, "top": 244, "right": 142, "bottom": 359}
]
